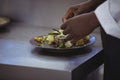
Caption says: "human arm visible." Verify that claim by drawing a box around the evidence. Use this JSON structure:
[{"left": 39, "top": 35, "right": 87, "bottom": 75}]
[{"left": 63, "top": 0, "right": 106, "bottom": 22}]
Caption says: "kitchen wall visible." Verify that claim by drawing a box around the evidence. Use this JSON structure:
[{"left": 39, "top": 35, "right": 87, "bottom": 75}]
[{"left": 0, "top": 0, "right": 85, "bottom": 27}]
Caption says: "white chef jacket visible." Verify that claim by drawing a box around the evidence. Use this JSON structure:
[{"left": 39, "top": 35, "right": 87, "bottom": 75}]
[{"left": 95, "top": 0, "right": 120, "bottom": 39}]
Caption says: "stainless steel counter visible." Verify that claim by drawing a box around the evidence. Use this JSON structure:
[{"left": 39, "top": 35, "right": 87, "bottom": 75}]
[{"left": 0, "top": 23, "right": 103, "bottom": 80}]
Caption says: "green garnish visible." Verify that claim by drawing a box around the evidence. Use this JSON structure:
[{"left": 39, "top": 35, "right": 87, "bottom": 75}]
[
  {"left": 48, "top": 32, "right": 60, "bottom": 35},
  {"left": 59, "top": 43, "right": 65, "bottom": 48}
]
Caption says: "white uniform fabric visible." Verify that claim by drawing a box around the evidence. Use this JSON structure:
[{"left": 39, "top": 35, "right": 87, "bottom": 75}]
[{"left": 95, "top": 0, "right": 120, "bottom": 39}]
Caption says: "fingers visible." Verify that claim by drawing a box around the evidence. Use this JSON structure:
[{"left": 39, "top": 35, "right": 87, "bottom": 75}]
[
  {"left": 65, "top": 32, "right": 74, "bottom": 41},
  {"left": 61, "top": 23, "right": 81, "bottom": 44},
  {"left": 62, "top": 13, "right": 74, "bottom": 23},
  {"left": 61, "top": 22, "right": 67, "bottom": 30},
  {"left": 62, "top": 8, "right": 75, "bottom": 23},
  {"left": 62, "top": 18, "right": 67, "bottom": 23},
  {"left": 63, "top": 26, "right": 71, "bottom": 35},
  {"left": 71, "top": 38, "right": 80, "bottom": 44},
  {"left": 65, "top": 35, "right": 81, "bottom": 44},
  {"left": 61, "top": 20, "right": 72, "bottom": 36}
]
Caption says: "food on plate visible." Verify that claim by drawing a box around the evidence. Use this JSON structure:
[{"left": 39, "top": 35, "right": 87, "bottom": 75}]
[{"left": 34, "top": 29, "right": 90, "bottom": 48}]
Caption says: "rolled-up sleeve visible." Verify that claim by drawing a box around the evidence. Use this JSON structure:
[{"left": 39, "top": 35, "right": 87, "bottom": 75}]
[{"left": 95, "top": 0, "right": 120, "bottom": 39}]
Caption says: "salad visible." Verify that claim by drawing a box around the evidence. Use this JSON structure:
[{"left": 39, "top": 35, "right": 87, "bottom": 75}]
[{"left": 34, "top": 29, "right": 90, "bottom": 48}]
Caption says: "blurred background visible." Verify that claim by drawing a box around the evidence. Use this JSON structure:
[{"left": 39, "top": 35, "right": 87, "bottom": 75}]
[{"left": 0, "top": 0, "right": 85, "bottom": 27}]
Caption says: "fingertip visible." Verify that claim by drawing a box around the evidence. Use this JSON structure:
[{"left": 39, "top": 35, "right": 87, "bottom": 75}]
[
  {"left": 65, "top": 34, "right": 72, "bottom": 41},
  {"left": 62, "top": 17, "right": 67, "bottom": 23},
  {"left": 70, "top": 37, "right": 81, "bottom": 44},
  {"left": 63, "top": 26, "right": 71, "bottom": 35},
  {"left": 60, "top": 22, "right": 67, "bottom": 30},
  {"left": 63, "top": 30, "right": 67, "bottom": 35}
]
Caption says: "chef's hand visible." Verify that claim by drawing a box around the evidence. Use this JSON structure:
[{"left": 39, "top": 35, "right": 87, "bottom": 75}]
[
  {"left": 62, "top": 0, "right": 106, "bottom": 22},
  {"left": 61, "top": 12, "right": 100, "bottom": 43}
]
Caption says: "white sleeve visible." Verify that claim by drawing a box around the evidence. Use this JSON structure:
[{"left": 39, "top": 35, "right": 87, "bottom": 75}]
[{"left": 95, "top": 1, "right": 120, "bottom": 39}]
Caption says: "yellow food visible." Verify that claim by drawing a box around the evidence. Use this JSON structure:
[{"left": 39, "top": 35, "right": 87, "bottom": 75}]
[
  {"left": 34, "top": 37, "right": 43, "bottom": 43},
  {"left": 46, "top": 35, "right": 55, "bottom": 44}
]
